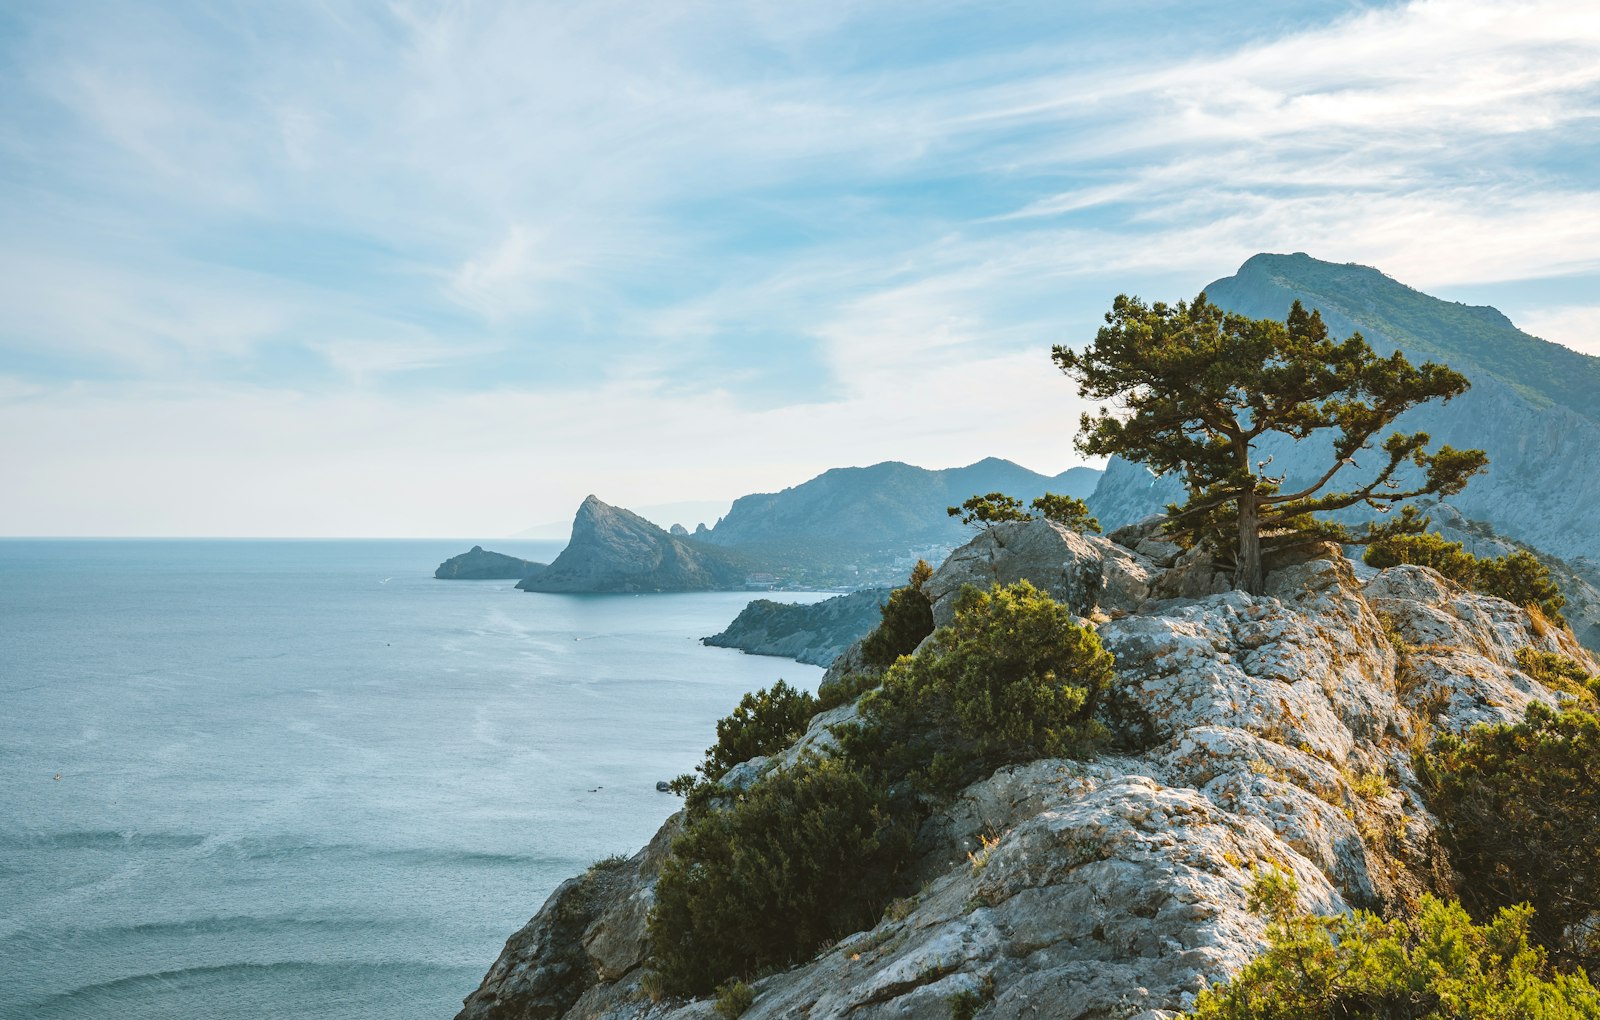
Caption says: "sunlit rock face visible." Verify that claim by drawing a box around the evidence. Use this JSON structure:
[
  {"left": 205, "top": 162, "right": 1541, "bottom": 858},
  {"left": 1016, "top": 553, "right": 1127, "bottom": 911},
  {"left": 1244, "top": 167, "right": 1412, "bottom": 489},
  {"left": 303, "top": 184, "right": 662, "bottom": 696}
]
[
  {"left": 459, "top": 517, "right": 1597, "bottom": 1020},
  {"left": 516, "top": 496, "right": 749, "bottom": 593}
]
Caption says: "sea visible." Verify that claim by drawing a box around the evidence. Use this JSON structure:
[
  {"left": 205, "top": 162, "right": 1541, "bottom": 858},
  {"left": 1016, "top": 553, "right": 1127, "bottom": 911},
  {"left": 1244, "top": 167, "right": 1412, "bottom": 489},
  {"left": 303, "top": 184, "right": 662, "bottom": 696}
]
[{"left": 0, "top": 539, "right": 829, "bottom": 1020}]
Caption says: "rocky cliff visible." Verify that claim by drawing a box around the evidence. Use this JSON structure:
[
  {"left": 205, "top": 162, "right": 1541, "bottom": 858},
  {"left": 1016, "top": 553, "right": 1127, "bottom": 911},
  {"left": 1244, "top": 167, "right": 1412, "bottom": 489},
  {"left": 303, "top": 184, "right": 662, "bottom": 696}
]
[
  {"left": 702, "top": 589, "right": 890, "bottom": 667},
  {"left": 516, "top": 496, "right": 751, "bottom": 594},
  {"left": 458, "top": 517, "right": 1596, "bottom": 1020},
  {"left": 435, "top": 546, "right": 548, "bottom": 580}
]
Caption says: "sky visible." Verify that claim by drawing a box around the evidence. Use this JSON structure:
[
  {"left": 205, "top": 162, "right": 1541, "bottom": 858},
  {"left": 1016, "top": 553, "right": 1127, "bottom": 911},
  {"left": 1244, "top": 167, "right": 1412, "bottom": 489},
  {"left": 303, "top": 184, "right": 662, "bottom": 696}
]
[{"left": 2, "top": 0, "right": 1598, "bottom": 537}]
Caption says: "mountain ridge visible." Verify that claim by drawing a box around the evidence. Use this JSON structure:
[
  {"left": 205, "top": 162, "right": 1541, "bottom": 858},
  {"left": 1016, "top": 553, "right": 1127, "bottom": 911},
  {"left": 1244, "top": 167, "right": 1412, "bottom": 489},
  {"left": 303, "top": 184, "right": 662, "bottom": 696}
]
[{"left": 1088, "top": 252, "right": 1600, "bottom": 601}]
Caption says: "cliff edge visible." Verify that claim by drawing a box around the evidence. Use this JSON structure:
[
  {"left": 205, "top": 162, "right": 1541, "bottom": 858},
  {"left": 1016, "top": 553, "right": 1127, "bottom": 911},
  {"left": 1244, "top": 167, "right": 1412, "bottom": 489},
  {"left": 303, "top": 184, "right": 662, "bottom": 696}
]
[{"left": 462, "top": 517, "right": 1596, "bottom": 1020}]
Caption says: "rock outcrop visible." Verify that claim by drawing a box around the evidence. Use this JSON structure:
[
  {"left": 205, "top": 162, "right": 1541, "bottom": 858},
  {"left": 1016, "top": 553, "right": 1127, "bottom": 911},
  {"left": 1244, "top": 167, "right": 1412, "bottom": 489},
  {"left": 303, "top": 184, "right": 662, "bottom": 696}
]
[
  {"left": 516, "top": 497, "right": 751, "bottom": 594},
  {"left": 461, "top": 518, "right": 1597, "bottom": 1020},
  {"left": 702, "top": 589, "right": 890, "bottom": 667},
  {"left": 434, "top": 546, "right": 548, "bottom": 580}
]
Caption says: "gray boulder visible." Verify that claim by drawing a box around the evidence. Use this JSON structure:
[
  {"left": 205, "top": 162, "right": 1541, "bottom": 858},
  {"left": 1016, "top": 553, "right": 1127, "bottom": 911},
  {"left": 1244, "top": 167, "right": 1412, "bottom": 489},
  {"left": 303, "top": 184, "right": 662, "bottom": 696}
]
[{"left": 924, "top": 518, "right": 1156, "bottom": 626}]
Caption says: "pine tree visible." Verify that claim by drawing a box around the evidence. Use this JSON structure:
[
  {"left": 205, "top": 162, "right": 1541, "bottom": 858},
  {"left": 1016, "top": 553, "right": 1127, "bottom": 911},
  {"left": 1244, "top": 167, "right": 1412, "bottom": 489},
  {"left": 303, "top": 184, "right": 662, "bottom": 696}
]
[{"left": 1054, "top": 294, "right": 1487, "bottom": 593}]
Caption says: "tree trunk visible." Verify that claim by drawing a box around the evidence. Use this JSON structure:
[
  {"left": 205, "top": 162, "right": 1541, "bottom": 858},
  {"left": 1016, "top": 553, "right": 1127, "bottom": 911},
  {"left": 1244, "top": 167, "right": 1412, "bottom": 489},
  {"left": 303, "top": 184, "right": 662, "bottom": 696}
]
[{"left": 1236, "top": 490, "right": 1264, "bottom": 595}]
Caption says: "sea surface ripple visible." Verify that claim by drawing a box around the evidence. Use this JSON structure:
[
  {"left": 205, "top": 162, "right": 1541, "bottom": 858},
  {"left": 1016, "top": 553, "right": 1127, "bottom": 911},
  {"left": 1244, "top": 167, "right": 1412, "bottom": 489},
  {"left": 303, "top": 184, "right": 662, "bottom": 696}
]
[{"left": 0, "top": 539, "right": 827, "bottom": 1020}]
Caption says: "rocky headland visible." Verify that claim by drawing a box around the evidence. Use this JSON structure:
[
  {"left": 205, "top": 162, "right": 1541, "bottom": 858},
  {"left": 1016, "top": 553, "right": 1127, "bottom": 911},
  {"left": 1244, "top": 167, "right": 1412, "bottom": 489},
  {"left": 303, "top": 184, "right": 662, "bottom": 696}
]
[
  {"left": 435, "top": 546, "right": 549, "bottom": 581},
  {"left": 457, "top": 515, "right": 1596, "bottom": 1020},
  {"left": 516, "top": 496, "right": 751, "bottom": 594},
  {"left": 702, "top": 588, "right": 890, "bottom": 667}
]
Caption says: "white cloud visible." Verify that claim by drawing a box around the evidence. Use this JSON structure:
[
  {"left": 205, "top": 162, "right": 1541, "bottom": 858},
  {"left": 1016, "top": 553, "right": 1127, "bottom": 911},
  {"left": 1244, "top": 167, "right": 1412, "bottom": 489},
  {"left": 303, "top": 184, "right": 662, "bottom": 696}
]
[
  {"left": 1512, "top": 304, "right": 1600, "bottom": 357},
  {"left": 3, "top": 0, "right": 1599, "bottom": 533}
]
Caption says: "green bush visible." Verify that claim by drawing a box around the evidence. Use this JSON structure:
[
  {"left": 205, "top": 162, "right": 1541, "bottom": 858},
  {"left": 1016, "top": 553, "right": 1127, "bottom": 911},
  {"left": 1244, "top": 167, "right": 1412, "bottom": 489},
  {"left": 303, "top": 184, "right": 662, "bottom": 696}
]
[
  {"left": 646, "top": 755, "right": 915, "bottom": 997},
  {"left": 1478, "top": 549, "right": 1567, "bottom": 620},
  {"left": 1363, "top": 531, "right": 1479, "bottom": 583},
  {"left": 1517, "top": 647, "right": 1599, "bottom": 704},
  {"left": 1420, "top": 702, "right": 1600, "bottom": 976},
  {"left": 1186, "top": 869, "right": 1600, "bottom": 1018},
  {"left": 1030, "top": 492, "right": 1101, "bottom": 534},
  {"left": 861, "top": 560, "right": 936, "bottom": 671},
  {"left": 713, "top": 979, "right": 755, "bottom": 1018},
  {"left": 945, "top": 491, "right": 1101, "bottom": 534},
  {"left": 1364, "top": 533, "right": 1566, "bottom": 621},
  {"left": 850, "top": 580, "right": 1115, "bottom": 795},
  {"left": 684, "top": 680, "right": 817, "bottom": 786}
]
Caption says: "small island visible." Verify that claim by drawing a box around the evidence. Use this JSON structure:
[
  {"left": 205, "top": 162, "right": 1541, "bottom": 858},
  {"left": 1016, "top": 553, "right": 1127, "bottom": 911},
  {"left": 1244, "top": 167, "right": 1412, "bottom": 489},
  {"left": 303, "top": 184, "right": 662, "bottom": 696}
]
[{"left": 434, "top": 546, "right": 548, "bottom": 581}]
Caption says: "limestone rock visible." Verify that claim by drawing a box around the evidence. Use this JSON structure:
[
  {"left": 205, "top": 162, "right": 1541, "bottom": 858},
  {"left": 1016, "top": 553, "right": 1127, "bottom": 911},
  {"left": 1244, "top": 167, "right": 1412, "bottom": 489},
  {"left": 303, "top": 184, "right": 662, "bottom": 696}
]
[
  {"left": 924, "top": 518, "right": 1156, "bottom": 626},
  {"left": 461, "top": 517, "right": 1599, "bottom": 1020},
  {"left": 1364, "top": 564, "right": 1586, "bottom": 732},
  {"left": 816, "top": 637, "right": 879, "bottom": 706}
]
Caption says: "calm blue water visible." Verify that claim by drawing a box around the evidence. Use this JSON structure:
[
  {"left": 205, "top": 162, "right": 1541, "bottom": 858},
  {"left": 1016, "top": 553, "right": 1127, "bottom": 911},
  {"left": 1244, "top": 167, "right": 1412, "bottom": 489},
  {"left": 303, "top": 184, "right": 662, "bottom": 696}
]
[{"left": 0, "top": 540, "right": 827, "bottom": 1020}]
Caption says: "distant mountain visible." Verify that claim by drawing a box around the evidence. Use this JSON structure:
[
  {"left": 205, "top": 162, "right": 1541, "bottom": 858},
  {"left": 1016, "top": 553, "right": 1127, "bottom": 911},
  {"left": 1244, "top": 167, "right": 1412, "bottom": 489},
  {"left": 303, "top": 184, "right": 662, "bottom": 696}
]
[
  {"left": 434, "top": 545, "right": 547, "bottom": 580},
  {"left": 515, "top": 496, "right": 750, "bottom": 593},
  {"left": 1087, "top": 253, "right": 1600, "bottom": 578},
  {"left": 512, "top": 499, "right": 734, "bottom": 540},
  {"left": 699, "top": 458, "right": 1102, "bottom": 556}
]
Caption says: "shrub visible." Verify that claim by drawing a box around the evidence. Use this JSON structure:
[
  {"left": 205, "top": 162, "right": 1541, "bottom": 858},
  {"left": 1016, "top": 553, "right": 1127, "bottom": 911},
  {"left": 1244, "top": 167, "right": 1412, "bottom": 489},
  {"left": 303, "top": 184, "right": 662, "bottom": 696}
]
[
  {"left": 1363, "top": 531, "right": 1478, "bottom": 583},
  {"left": 689, "top": 680, "right": 817, "bottom": 785},
  {"left": 945, "top": 492, "right": 1101, "bottom": 535},
  {"left": 1477, "top": 549, "right": 1566, "bottom": 621},
  {"left": 947, "top": 492, "right": 1031, "bottom": 530},
  {"left": 946, "top": 977, "right": 995, "bottom": 1020},
  {"left": 1420, "top": 702, "right": 1600, "bottom": 976},
  {"left": 713, "top": 979, "right": 755, "bottom": 1018},
  {"left": 1187, "top": 869, "right": 1600, "bottom": 1018},
  {"left": 861, "top": 560, "right": 936, "bottom": 671},
  {"left": 1516, "top": 647, "right": 1599, "bottom": 704},
  {"left": 1030, "top": 492, "right": 1101, "bottom": 534},
  {"left": 1365, "top": 533, "right": 1567, "bottom": 622},
  {"left": 850, "top": 581, "right": 1115, "bottom": 795},
  {"left": 646, "top": 755, "right": 916, "bottom": 996},
  {"left": 815, "top": 665, "right": 884, "bottom": 713}
]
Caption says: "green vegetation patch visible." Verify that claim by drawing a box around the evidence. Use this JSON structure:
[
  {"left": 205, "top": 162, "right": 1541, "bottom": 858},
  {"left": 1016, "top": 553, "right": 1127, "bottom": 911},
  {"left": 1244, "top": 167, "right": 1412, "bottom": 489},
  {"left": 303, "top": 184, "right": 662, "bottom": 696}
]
[
  {"left": 1187, "top": 869, "right": 1600, "bottom": 1018},
  {"left": 848, "top": 579, "right": 1115, "bottom": 796},
  {"left": 860, "top": 560, "right": 937, "bottom": 671},
  {"left": 1420, "top": 701, "right": 1600, "bottom": 976},
  {"left": 648, "top": 580, "right": 1120, "bottom": 998},
  {"left": 647, "top": 754, "right": 915, "bottom": 996},
  {"left": 1365, "top": 527, "right": 1567, "bottom": 621},
  {"left": 945, "top": 491, "right": 1101, "bottom": 534}
]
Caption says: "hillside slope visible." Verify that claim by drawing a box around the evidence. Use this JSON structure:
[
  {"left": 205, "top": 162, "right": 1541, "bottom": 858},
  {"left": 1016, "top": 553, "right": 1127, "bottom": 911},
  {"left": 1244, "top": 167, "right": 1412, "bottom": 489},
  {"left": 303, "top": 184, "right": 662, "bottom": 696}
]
[{"left": 457, "top": 519, "right": 1595, "bottom": 1020}]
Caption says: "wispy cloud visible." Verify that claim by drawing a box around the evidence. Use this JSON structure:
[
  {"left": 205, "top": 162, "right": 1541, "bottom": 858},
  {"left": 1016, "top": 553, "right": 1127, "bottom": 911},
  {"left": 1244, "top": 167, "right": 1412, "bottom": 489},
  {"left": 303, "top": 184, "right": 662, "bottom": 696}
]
[{"left": 1, "top": 0, "right": 1597, "bottom": 533}]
